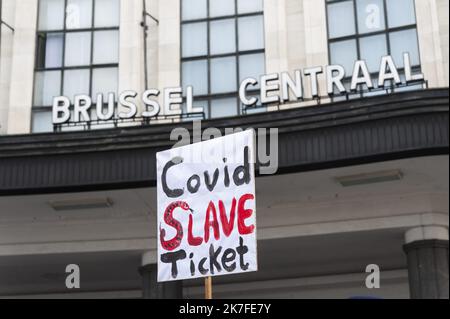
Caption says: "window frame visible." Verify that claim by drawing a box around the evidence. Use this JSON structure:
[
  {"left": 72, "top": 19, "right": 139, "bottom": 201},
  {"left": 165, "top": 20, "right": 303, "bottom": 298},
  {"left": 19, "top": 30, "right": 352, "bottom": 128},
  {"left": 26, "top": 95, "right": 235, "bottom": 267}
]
[
  {"left": 180, "top": 0, "right": 265, "bottom": 119},
  {"left": 325, "top": 0, "right": 422, "bottom": 96},
  {"left": 32, "top": 0, "right": 120, "bottom": 132}
]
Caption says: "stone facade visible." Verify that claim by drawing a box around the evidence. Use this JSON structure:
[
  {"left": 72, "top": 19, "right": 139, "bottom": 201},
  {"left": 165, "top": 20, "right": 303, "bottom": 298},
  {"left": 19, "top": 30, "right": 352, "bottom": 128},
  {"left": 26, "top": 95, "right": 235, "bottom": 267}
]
[{"left": 0, "top": 0, "right": 448, "bottom": 135}]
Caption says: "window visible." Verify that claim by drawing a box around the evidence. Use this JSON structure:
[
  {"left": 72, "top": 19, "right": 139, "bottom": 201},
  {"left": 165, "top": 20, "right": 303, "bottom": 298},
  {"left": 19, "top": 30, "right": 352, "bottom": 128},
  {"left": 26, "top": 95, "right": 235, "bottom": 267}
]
[
  {"left": 326, "top": 0, "right": 422, "bottom": 97},
  {"left": 32, "top": 0, "right": 120, "bottom": 133},
  {"left": 181, "top": 0, "right": 265, "bottom": 119}
]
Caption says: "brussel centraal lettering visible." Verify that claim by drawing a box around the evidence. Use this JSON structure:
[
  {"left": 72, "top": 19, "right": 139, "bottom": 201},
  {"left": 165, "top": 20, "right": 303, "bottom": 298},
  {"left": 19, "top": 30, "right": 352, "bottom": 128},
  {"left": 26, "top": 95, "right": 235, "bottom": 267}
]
[{"left": 53, "top": 53, "right": 423, "bottom": 124}]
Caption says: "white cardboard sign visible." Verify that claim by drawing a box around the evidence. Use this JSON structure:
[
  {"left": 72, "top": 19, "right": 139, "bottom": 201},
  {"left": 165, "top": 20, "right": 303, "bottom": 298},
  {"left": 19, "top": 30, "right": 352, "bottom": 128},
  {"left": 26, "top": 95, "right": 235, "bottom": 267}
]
[{"left": 157, "top": 130, "right": 257, "bottom": 282}]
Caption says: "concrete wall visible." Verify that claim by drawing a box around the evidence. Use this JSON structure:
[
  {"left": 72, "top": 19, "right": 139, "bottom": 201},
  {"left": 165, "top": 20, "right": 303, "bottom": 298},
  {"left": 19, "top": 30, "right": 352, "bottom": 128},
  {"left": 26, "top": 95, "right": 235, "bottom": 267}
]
[
  {"left": 0, "top": 0, "right": 448, "bottom": 135},
  {"left": 264, "top": 0, "right": 328, "bottom": 107},
  {"left": 5, "top": 0, "right": 37, "bottom": 135},
  {"left": 1, "top": 270, "right": 410, "bottom": 299},
  {"left": 415, "top": 0, "right": 448, "bottom": 88},
  {"left": 436, "top": 0, "right": 449, "bottom": 87},
  {"left": 0, "top": 0, "right": 16, "bottom": 134},
  {"left": 118, "top": 0, "right": 145, "bottom": 117},
  {"left": 184, "top": 270, "right": 411, "bottom": 299}
]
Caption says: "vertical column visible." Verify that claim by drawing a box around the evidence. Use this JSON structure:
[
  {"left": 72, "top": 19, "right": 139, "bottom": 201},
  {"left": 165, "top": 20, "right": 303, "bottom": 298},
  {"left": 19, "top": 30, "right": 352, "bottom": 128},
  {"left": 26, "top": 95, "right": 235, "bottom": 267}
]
[
  {"left": 0, "top": 0, "right": 16, "bottom": 134},
  {"left": 403, "top": 226, "right": 449, "bottom": 299},
  {"left": 264, "top": 0, "right": 289, "bottom": 75},
  {"left": 435, "top": 0, "right": 449, "bottom": 87},
  {"left": 302, "top": 0, "right": 329, "bottom": 101},
  {"left": 414, "top": 0, "right": 447, "bottom": 88},
  {"left": 144, "top": 0, "right": 159, "bottom": 90},
  {"left": 157, "top": 0, "right": 180, "bottom": 116},
  {"left": 118, "top": 0, "right": 145, "bottom": 119},
  {"left": 6, "top": 0, "right": 38, "bottom": 134},
  {"left": 140, "top": 251, "right": 183, "bottom": 299},
  {"left": 285, "top": 0, "right": 307, "bottom": 72}
]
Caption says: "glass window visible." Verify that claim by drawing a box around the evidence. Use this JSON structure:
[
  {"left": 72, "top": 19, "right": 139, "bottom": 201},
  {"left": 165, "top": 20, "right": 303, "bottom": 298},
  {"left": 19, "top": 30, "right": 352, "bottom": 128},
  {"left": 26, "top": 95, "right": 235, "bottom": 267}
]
[
  {"left": 95, "top": 0, "right": 120, "bottom": 27},
  {"left": 181, "top": 0, "right": 265, "bottom": 119},
  {"left": 211, "top": 57, "right": 237, "bottom": 94},
  {"left": 33, "top": 0, "right": 120, "bottom": 133},
  {"left": 63, "top": 69, "right": 90, "bottom": 102},
  {"left": 64, "top": 32, "right": 92, "bottom": 66},
  {"left": 210, "top": 19, "right": 236, "bottom": 55},
  {"left": 327, "top": 1, "right": 355, "bottom": 39},
  {"left": 182, "top": 22, "right": 208, "bottom": 57},
  {"left": 38, "top": 0, "right": 65, "bottom": 31},
  {"left": 239, "top": 53, "right": 265, "bottom": 87},
  {"left": 389, "top": 29, "right": 420, "bottom": 67},
  {"left": 93, "top": 30, "right": 119, "bottom": 64},
  {"left": 237, "top": 0, "right": 263, "bottom": 14},
  {"left": 32, "top": 111, "right": 54, "bottom": 133},
  {"left": 326, "top": 0, "right": 421, "bottom": 96},
  {"left": 211, "top": 98, "right": 238, "bottom": 118},
  {"left": 238, "top": 16, "right": 265, "bottom": 51},
  {"left": 356, "top": 0, "right": 385, "bottom": 34},
  {"left": 33, "top": 71, "right": 62, "bottom": 106},
  {"left": 66, "top": 0, "right": 93, "bottom": 29},
  {"left": 92, "top": 68, "right": 118, "bottom": 100},
  {"left": 386, "top": 0, "right": 416, "bottom": 28},
  {"left": 36, "top": 33, "right": 64, "bottom": 68},
  {"left": 182, "top": 60, "right": 208, "bottom": 96},
  {"left": 360, "top": 34, "right": 388, "bottom": 72},
  {"left": 330, "top": 40, "right": 358, "bottom": 75},
  {"left": 210, "top": 0, "right": 235, "bottom": 17},
  {"left": 182, "top": 0, "right": 207, "bottom": 21}
]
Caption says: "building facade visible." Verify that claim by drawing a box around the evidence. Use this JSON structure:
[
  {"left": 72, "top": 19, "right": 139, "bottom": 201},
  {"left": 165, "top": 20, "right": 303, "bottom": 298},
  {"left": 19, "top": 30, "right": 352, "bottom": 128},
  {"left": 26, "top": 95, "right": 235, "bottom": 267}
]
[{"left": 0, "top": 0, "right": 448, "bottom": 298}]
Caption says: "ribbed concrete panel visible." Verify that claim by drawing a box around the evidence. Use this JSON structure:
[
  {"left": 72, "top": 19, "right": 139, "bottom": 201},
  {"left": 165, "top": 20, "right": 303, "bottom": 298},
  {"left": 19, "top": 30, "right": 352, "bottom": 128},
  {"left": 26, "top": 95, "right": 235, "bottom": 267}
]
[{"left": 0, "top": 89, "right": 448, "bottom": 195}]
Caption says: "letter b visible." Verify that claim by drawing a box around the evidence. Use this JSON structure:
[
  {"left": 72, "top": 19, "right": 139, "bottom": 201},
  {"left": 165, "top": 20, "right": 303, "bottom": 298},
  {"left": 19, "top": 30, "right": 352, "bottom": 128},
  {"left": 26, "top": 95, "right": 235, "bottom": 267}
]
[{"left": 53, "top": 96, "right": 70, "bottom": 124}]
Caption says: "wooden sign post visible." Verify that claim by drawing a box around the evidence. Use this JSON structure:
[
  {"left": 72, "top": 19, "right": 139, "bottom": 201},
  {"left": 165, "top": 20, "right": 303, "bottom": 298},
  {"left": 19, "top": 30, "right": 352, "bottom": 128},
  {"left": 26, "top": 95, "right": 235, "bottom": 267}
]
[{"left": 205, "top": 276, "right": 212, "bottom": 299}]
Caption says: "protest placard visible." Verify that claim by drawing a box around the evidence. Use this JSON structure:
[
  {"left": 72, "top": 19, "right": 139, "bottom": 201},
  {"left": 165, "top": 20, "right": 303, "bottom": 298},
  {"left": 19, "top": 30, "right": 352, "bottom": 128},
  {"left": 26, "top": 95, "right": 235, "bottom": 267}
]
[{"left": 157, "top": 130, "right": 257, "bottom": 283}]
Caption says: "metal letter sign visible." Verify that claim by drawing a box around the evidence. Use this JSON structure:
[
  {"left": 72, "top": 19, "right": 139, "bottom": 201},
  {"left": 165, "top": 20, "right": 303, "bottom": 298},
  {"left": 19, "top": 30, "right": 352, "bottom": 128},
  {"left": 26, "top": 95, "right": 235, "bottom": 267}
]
[{"left": 156, "top": 130, "right": 258, "bottom": 282}]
